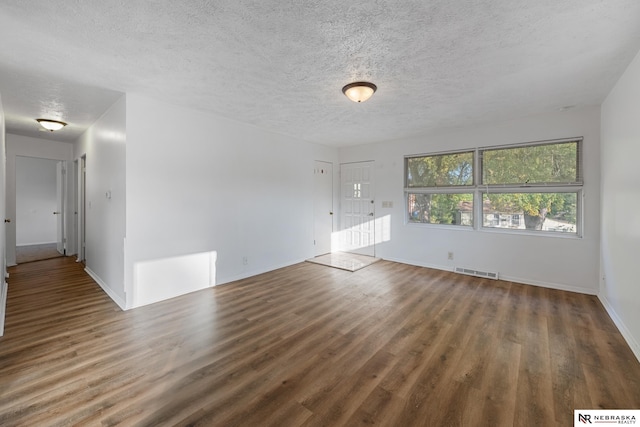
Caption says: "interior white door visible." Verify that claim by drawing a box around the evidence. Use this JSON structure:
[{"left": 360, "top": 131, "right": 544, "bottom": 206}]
[
  {"left": 314, "top": 161, "right": 333, "bottom": 256},
  {"left": 340, "top": 161, "right": 375, "bottom": 257},
  {"left": 55, "top": 161, "right": 65, "bottom": 255}
]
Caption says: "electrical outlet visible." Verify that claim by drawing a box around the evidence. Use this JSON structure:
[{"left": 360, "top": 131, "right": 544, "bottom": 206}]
[{"left": 447, "top": 252, "right": 454, "bottom": 260}]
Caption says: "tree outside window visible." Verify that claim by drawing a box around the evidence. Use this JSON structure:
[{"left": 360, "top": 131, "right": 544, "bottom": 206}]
[{"left": 405, "top": 139, "right": 582, "bottom": 235}]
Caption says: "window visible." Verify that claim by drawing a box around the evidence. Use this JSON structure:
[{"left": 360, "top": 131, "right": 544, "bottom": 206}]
[
  {"left": 480, "top": 140, "right": 581, "bottom": 234},
  {"left": 406, "top": 151, "right": 474, "bottom": 226},
  {"left": 408, "top": 193, "right": 474, "bottom": 225},
  {"left": 481, "top": 141, "right": 579, "bottom": 185},
  {"left": 406, "top": 151, "right": 474, "bottom": 187},
  {"left": 405, "top": 138, "right": 583, "bottom": 235}
]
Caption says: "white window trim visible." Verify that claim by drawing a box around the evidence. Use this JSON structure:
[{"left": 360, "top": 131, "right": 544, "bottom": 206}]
[{"left": 404, "top": 137, "right": 584, "bottom": 237}]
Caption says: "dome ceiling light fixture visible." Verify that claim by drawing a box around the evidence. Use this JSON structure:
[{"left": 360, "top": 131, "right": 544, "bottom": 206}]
[
  {"left": 36, "top": 118, "right": 67, "bottom": 132},
  {"left": 342, "top": 81, "right": 377, "bottom": 103}
]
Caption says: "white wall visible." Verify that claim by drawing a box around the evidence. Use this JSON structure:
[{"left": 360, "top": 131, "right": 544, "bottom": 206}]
[
  {"left": 5, "top": 134, "right": 73, "bottom": 266},
  {"left": 125, "top": 93, "right": 338, "bottom": 308},
  {"left": 600, "top": 49, "right": 640, "bottom": 360},
  {"left": 339, "top": 107, "right": 601, "bottom": 294},
  {"left": 15, "top": 156, "right": 57, "bottom": 245},
  {"left": 73, "top": 95, "right": 127, "bottom": 308}
]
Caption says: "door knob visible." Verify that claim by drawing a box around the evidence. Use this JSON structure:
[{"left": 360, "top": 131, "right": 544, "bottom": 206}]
[
  {"left": 369, "top": 213, "right": 374, "bottom": 216},
  {"left": 53, "top": 211, "right": 61, "bottom": 215},
  {"left": 4, "top": 219, "right": 10, "bottom": 223}
]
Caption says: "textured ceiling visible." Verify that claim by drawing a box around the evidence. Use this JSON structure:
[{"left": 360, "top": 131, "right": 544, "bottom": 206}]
[{"left": 1, "top": 1, "right": 639, "bottom": 146}]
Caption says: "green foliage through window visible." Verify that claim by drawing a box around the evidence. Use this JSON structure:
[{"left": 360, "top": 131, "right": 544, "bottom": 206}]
[
  {"left": 405, "top": 139, "right": 582, "bottom": 235},
  {"left": 483, "top": 192, "right": 577, "bottom": 232},
  {"left": 406, "top": 152, "right": 474, "bottom": 187},
  {"left": 408, "top": 193, "right": 473, "bottom": 225},
  {"left": 482, "top": 142, "right": 579, "bottom": 185}
]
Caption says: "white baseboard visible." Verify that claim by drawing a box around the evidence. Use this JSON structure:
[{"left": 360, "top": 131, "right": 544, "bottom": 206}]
[
  {"left": 217, "top": 257, "right": 308, "bottom": 286},
  {"left": 497, "top": 273, "right": 598, "bottom": 295},
  {"left": 382, "top": 256, "right": 597, "bottom": 295},
  {"left": 381, "top": 257, "right": 451, "bottom": 274},
  {"left": 598, "top": 295, "right": 640, "bottom": 363},
  {"left": 0, "top": 281, "right": 7, "bottom": 336},
  {"left": 16, "top": 241, "right": 57, "bottom": 247},
  {"left": 84, "top": 267, "right": 126, "bottom": 310}
]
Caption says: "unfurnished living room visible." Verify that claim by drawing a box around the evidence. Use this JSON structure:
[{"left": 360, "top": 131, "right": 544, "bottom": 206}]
[{"left": 0, "top": 1, "right": 639, "bottom": 426}]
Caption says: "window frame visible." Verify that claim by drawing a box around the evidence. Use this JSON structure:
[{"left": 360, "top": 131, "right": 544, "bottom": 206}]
[
  {"left": 404, "top": 137, "right": 584, "bottom": 237},
  {"left": 479, "top": 138, "right": 583, "bottom": 187},
  {"left": 405, "top": 149, "right": 476, "bottom": 227}
]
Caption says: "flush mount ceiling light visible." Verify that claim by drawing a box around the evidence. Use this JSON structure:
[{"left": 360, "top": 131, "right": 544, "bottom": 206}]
[
  {"left": 36, "top": 118, "right": 67, "bottom": 132},
  {"left": 342, "top": 81, "right": 377, "bottom": 103}
]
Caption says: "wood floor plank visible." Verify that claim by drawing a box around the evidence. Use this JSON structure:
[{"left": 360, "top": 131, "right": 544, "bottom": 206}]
[
  {"left": 469, "top": 339, "right": 521, "bottom": 427},
  {"left": 1, "top": 256, "right": 639, "bottom": 426}
]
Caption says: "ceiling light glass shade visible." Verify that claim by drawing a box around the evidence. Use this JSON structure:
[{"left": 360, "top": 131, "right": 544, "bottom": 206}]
[
  {"left": 36, "top": 119, "right": 67, "bottom": 131},
  {"left": 342, "top": 82, "right": 377, "bottom": 103}
]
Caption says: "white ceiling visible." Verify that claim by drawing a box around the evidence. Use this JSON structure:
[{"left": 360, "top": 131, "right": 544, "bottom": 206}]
[{"left": 1, "top": 1, "right": 639, "bottom": 147}]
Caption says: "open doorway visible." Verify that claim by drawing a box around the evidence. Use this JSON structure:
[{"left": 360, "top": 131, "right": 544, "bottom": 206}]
[{"left": 15, "top": 156, "right": 65, "bottom": 263}]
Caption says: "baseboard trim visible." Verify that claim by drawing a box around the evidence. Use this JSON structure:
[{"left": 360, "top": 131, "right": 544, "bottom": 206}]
[
  {"left": 16, "top": 242, "right": 58, "bottom": 247},
  {"left": 498, "top": 274, "right": 597, "bottom": 295},
  {"left": 0, "top": 281, "right": 7, "bottom": 337},
  {"left": 84, "top": 267, "right": 126, "bottom": 311},
  {"left": 382, "top": 256, "right": 597, "bottom": 295},
  {"left": 217, "top": 257, "right": 308, "bottom": 286},
  {"left": 598, "top": 294, "right": 640, "bottom": 363}
]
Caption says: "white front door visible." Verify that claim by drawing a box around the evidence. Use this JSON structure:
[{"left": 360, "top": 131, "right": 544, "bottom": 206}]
[
  {"left": 56, "top": 161, "right": 65, "bottom": 255},
  {"left": 314, "top": 161, "right": 333, "bottom": 256},
  {"left": 340, "top": 161, "right": 375, "bottom": 257}
]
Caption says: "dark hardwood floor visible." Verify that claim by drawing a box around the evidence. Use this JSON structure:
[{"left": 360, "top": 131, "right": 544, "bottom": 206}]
[{"left": 0, "top": 256, "right": 638, "bottom": 426}]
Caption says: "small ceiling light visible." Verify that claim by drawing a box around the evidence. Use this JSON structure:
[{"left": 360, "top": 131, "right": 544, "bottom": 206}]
[
  {"left": 342, "top": 82, "right": 377, "bottom": 103},
  {"left": 36, "top": 119, "right": 67, "bottom": 132}
]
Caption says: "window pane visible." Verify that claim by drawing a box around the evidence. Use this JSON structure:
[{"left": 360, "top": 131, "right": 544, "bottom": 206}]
[
  {"left": 408, "top": 193, "right": 473, "bottom": 226},
  {"left": 482, "top": 141, "right": 579, "bottom": 185},
  {"left": 407, "top": 152, "right": 474, "bottom": 187},
  {"left": 482, "top": 192, "right": 577, "bottom": 233}
]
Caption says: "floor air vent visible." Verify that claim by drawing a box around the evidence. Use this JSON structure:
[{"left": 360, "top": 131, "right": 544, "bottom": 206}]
[{"left": 454, "top": 267, "right": 499, "bottom": 280}]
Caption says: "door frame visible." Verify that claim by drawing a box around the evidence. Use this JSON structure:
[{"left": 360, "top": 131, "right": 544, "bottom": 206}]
[
  {"left": 13, "top": 156, "right": 64, "bottom": 260},
  {"left": 5, "top": 142, "right": 73, "bottom": 266}
]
